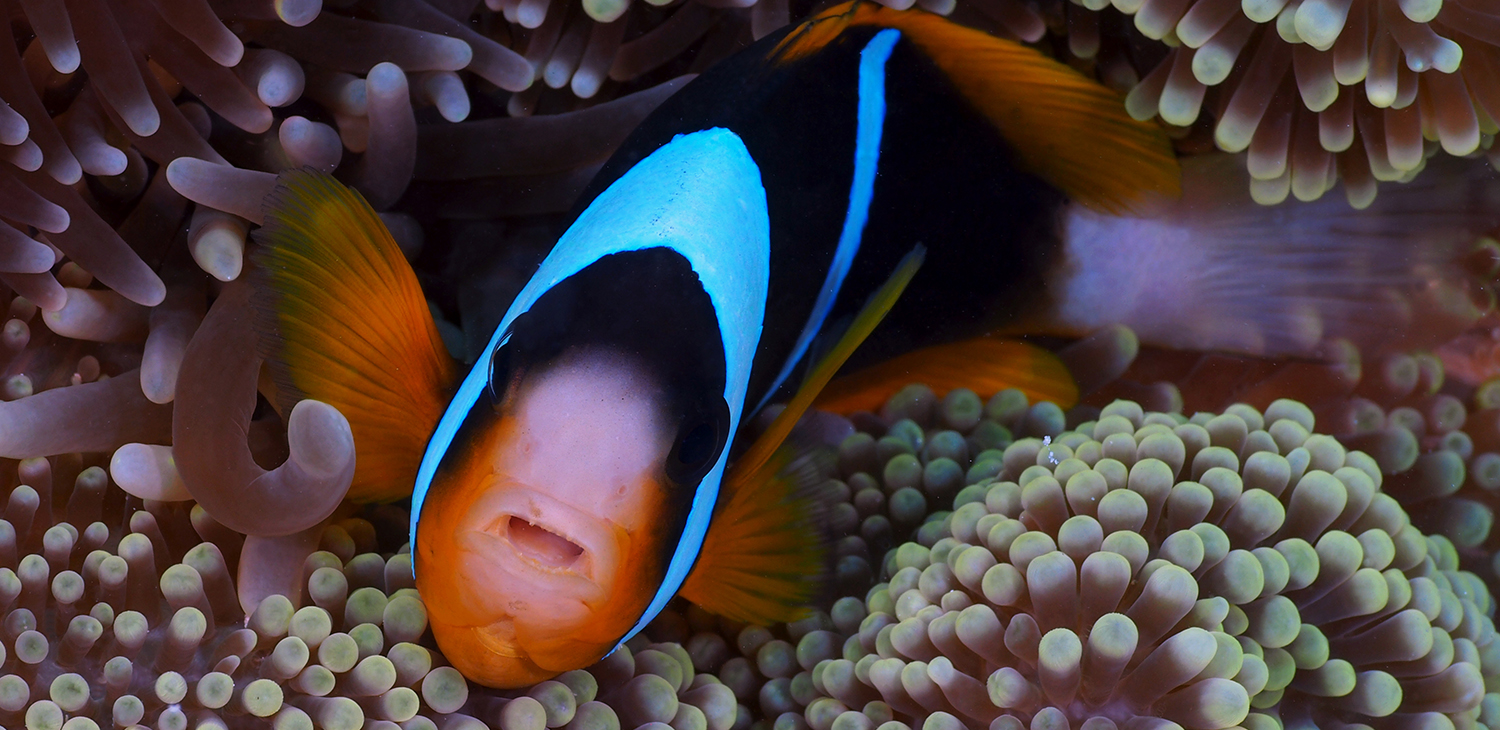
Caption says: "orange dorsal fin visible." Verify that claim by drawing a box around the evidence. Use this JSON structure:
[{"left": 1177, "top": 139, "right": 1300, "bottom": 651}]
[
  {"left": 250, "top": 170, "right": 460, "bottom": 503},
  {"left": 815, "top": 337, "right": 1079, "bottom": 414},
  {"left": 773, "top": 1, "right": 1180, "bottom": 216},
  {"left": 681, "top": 246, "right": 925, "bottom": 623}
]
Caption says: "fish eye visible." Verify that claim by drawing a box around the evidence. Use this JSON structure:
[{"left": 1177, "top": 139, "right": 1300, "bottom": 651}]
[
  {"left": 676, "top": 423, "right": 717, "bottom": 468},
  {"left": 665, "top": 397, "right": 731, "bottom": 485}
]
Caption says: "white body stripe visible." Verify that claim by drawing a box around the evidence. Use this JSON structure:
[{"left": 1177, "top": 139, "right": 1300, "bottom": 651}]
[{"left": 410, "top": 128, "right": 772, "bottom": 651}]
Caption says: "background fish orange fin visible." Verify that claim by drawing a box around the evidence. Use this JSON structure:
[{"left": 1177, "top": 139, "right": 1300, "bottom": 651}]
[
  {"left": 683, "top": 246, "right": 925, "bottom": 622},
  {"left": 250, "top": 170, "right": 460, "bottom": 503},
  {"left": 815, "top": 337, "right": 1079, "bottom": 414},
  {"left": 830, "top": 3, "right": 1179, "bottom": 215}
]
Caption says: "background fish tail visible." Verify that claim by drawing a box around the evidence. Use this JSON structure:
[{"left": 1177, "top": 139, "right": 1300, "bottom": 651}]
[{"left": 1046, "top": 153, "right": 1500, "bottom": 360}]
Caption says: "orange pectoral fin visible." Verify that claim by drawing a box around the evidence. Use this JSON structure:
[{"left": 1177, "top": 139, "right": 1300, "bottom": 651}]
[
  {"left": 679, "top": 442, "right": 829, "bottom": 625},
  {"left": 814, "top": 336, "right": 1079, "bottom": 415},
  {"left": 683, "top": 247, "right": 925, "bottom": 625},
  {"left": 250, "top": 170, "right": 460, "bottom": 503}
]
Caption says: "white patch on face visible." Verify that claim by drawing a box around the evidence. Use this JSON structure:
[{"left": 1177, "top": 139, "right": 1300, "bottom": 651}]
[
  {"left": 445, "top": 348, "right": 678, "bottom": 637},
  {"left": 498, "top": 350, "right": 674, "bottom": 520}
]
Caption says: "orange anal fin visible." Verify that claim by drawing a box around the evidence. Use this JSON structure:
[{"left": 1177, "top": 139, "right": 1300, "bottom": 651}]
[
  {"left": 815, "top": 337, "right": 1079, "bottom": 415},
  {"left": 250, "top": 170, "right": 460, "bottom": 503}
]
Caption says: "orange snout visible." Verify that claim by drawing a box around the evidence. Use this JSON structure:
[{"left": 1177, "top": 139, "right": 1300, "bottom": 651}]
[
  {"left": 415, "top": 350, "right": 677, "bottom": 688},
  {"left": 418, "top": 483, "right": 645, "bottom": 687}
]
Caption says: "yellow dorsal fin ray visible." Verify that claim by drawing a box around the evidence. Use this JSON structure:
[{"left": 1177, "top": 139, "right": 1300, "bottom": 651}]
[
  {"left": 774, "top": 1, "right": 1180, "bottom": 215},
  {"left": 737, "top": 246, "right": 928, "bottom": 485},
  {"left": 250, "top": 170, "right": 460, "bottom": 503},
  {"left": 815, "top": 337, "right": 1079, "bottom": 415},
  {"left": 680, "top": 246, "right": 927, "bottom": 623}
]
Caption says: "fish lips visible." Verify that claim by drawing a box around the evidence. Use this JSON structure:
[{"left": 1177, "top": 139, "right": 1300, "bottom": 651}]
[
  {"left": 422, "top": 483, "right": 634, "bottom": 683},
  {"left": 442, "top": 483, "right": 622, "bottom": 624}
]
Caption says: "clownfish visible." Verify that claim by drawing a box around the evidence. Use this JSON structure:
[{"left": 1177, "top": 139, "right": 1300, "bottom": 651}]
[{"left": 249, "top": 1, "right": 1499, "bottom": 689}]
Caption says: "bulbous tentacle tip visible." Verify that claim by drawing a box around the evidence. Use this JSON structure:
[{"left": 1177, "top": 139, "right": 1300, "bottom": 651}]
[
  {"left": 175, "top": 282, "right": 353, "bottom": 537},
  {"left": 275, "top": 0, "right": 323, "bottom": 26},
  {"left": 1058, "top": 325, "right": 1139, "bottom": 396},
  {"left": 287, "top": 399, "right": 356, "bottom": 481},
  {"left": 367, "top": 62, "right": 411, "bottom": 95},
  {"left": 236, "top": 411, "right": 355, "bottom": 536},
  {"left": 166, "top": 157, "right": 277, "bottom": 226},
  {"left": 110, "top": 442, "right": 193, "bottom": 502}
]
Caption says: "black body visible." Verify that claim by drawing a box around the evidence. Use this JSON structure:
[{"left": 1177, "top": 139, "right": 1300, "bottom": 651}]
[{"left": 571, "top": 21, "right": 1071, "bottom": 414}]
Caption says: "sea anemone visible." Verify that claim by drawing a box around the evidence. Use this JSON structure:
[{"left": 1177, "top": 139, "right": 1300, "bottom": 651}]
[
  {"left": 1328, "top": 345, "right": 1500, "bottom": 597},
  {"left": 1106, "top": 343, "right": 1500, "bottom": 573},
  {"left": 799, "top": 397, "right": 1496, "bottom": 730},
  {"left": 0, "top": 0, "right": 700, "bottom": 595},
  {"left": 824, "top": 383, "right": 1100, "bottom": 594},
  {"left": 1124, "top": 0, "right": 1500, "bottom": 208},
  {"left": 0, "top": 451, "right": 756, "bottom": 730},
  {"left": 0, "top": 0, "right": 707, "bottom": 328},
  {"left": 1007, "top": 0, "right": 1500, "bottom": 207},
  {"left": 812, "top": 326, "right": 1156, "bottom": 599}
]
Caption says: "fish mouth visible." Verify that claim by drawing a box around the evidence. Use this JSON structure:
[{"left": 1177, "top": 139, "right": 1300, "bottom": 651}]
[
  {"left": 463, "top": 486, "right": 621, "bottom": 587},
  {"left": 504, "top": 515, "right": 585, "bottom": 569}
]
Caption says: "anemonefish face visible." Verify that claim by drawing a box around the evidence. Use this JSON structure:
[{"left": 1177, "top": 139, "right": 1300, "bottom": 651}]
[
  {"left": 417, "top": 349, "right": 680, "bottom": 686},
  {"left": 409, "top": 128, "right": 771, "bottom": 689}
]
